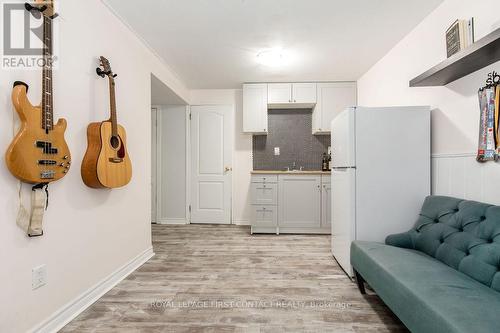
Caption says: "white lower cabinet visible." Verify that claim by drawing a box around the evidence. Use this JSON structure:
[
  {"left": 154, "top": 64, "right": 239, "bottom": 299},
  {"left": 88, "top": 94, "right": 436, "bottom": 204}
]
[
  {"left": 279, "top": 175, "right": 321, "bottom": 230},
  {"left": 251, "top": 182, "right": 278, "bottom": 205},
  {"left": 252, "top": 206, "right": 278, "bottom": 228},
  {"left": 251, "top": 174, "right": 330, "bottom": 234},
  {"left": 321, "top": 176, "right": 331, "bottom": 228}
]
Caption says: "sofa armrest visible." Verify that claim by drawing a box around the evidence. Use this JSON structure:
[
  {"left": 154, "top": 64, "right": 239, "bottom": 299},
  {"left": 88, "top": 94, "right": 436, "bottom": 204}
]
[{"left": 385, "top": 232, "right": 413, "bottom": 249}]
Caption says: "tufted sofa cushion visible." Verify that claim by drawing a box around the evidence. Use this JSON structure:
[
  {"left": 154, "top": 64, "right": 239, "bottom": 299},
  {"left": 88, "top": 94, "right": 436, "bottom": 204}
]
[{"left": 386, "top": 195, "right": 500, "bottom": 292}]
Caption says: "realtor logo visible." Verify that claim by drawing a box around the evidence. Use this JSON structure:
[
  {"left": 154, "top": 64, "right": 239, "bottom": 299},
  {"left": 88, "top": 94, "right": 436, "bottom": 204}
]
[{"left": 1, "top": 2, "right": 59, "bottom": 70}]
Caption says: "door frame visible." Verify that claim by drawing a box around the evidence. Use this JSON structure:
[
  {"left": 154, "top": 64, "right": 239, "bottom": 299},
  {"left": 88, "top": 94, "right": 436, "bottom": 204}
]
[
  {"left": 151, "top": 106, "right": 161, "bottom": 224},
  {"left": 188, "top": 104, "right": 234, "bottom": 225},
  {"left": 185, "top": 106, "right": 191, "bottom": 224}
]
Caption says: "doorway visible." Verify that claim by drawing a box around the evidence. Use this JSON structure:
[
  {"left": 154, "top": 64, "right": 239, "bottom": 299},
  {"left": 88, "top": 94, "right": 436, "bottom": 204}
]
[{"left": 150, "top": 75, "right": 189, "bottom": 225}]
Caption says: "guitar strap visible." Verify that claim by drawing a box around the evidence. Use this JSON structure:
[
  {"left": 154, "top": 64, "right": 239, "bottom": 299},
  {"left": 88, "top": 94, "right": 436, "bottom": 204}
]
[
  {"left": 16, "top": 183, "right": 48, "bottom": 237},
  {"left": 11, "top": 110, "right": 48, "bottom": 237}
]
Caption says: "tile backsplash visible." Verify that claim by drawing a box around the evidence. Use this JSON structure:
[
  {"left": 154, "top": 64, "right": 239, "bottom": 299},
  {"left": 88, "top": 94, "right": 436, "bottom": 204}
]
[{"left": 252, "top": 109, "right": 330, "bottom": 170}]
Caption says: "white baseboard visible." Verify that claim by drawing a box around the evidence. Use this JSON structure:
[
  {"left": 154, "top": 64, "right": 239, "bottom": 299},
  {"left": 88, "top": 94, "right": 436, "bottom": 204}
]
[
  {"left": 30, "top": 247, "right": 154, "bottom": 333},
  {"left": 232, "top": 219, "right": 250, "bottom": 225},
  {"left": 156, "top": 218, "right": 187, "bottom": 225}
]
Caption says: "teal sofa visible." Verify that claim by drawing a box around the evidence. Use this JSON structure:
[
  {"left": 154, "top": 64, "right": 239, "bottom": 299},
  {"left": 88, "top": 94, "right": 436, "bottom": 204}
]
[{"left": 351, "top": 195, "right": 500, "bottom": 333}]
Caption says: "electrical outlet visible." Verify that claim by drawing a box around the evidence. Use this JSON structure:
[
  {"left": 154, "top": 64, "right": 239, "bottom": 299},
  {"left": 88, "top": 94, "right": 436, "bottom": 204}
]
[
  {"left": 32, "top": 264, "right": 47, "bottom": 290},
  {"left": 274, "top": 147, "right": 280, "bottom": 156}
]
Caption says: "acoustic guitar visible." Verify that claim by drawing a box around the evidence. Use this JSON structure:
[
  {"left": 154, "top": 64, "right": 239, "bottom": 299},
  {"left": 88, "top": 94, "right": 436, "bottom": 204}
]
[
  {"left": 81, "top": 56, "right": 132, "bottom": 188},
  {"left": 5, "top": 0, "right": 71, "bottom": 184}
]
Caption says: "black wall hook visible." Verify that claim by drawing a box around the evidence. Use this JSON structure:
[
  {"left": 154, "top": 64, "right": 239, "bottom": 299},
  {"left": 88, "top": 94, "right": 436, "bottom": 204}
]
[
  {"left": 96, "top": 67, "right": 118, "bottom": 78},
  {"left": 480, "top": 71, "right": 500, "bottom": 91},
  {"left": 25, "top": 3, "right": 46, "bottom": 18},
  {"left": 96, "top": 67, "right": 107, "bottom": 78},
  {"left": 25, "top": 2, "right": 58, "bottom": 19},
  {"left": 486, "top": 71, "right": 500, "bottom": 86}
]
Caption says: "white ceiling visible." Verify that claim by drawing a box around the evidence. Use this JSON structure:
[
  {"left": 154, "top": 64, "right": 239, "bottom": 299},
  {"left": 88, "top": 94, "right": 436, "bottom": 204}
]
[{"left": 107, "top": 0, "right": 443, "bottom": 89}]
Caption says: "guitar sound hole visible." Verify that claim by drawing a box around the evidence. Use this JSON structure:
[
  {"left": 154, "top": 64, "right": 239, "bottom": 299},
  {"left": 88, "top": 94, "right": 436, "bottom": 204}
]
[{"left": 110, "top": 136, "right": 120, "bottom": 149}]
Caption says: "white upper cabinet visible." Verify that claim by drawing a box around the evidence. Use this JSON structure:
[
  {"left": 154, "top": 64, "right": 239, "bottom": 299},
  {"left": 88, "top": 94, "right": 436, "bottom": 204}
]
[
  {"left": 268, "top": 83, "right": 316, "bottom": 108},
  {"left": 292, "top": 83, "right": 317, "bottom": 104},
  {"left": 242, "top": 81, "right": 356, "bottom": 134},
  {"left": 243, "top": 83, "right": 268, "bottom": 134},
  {"left": 267, "top": 83, "right": 292, "bottom": 104},
  {"left": 312, "top": 82, "right": 357, "bottom": 134}
]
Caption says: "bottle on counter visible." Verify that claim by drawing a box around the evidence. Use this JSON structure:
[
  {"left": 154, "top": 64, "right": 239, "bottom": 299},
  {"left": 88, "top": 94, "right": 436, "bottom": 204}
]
[
  {"left": 322, "top": 153, "right": 328, "bottom": 171},
  {"left": 328, "top": 152, "right": 332, "bottom": 171}
]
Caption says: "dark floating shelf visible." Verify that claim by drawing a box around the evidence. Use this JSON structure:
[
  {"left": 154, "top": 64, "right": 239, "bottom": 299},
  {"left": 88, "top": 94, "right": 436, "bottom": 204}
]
[{"left": 410, "top": 28, "right": 500, "bottom": 87}]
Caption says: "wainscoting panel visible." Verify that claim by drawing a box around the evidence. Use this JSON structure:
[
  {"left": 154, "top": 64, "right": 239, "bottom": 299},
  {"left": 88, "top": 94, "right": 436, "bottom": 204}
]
[{"left": 432, "top": 153, "right": 500, "bottom": 205}]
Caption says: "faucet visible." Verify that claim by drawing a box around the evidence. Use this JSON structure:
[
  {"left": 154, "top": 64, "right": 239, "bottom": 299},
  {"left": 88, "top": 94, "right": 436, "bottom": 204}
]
[{"left": 285, "top": 162, "right": 303, "bottom": 172}]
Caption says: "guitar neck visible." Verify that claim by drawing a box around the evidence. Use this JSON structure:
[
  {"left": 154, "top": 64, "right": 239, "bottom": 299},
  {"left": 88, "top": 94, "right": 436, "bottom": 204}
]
[
  {"left": 108, "top": 77, "right": 118, "bottom": 137},
  {"left": 42, "top": 16, "right": 54, "bottom": 131}
]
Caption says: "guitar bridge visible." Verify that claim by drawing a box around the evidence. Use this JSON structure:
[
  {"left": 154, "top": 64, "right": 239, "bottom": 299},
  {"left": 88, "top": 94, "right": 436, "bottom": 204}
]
[
  {"left": 40, "top": 170, "right": 55, "bottom": 179},
  {"left": 109, "top": 157, "right": 123, "bottom": 163}
]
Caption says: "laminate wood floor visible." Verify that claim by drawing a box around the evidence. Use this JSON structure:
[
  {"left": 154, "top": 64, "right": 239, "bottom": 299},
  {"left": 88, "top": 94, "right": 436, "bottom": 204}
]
[{"left": 61, "top": 224, "right": 408, "bottom": 333}]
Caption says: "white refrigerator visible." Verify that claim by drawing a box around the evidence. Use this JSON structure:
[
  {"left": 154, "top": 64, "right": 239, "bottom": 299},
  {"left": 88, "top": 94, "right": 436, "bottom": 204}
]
[{"left": 331, "top": 106, "right": 430, "bottom": 277}]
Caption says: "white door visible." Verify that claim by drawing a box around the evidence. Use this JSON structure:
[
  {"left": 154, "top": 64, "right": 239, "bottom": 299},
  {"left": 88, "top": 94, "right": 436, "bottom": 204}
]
[
  {"left": 331, "top": 107, "right": 356, "bottom": 168},
  {"left": 190, "top": 105, "right": 233, "bottom": 224},
  {"left": 331, "top": 168, "right": 356, "bottom": 276},
  {"left": 151, "top": 107, "right": 158, "bottom": 223}
]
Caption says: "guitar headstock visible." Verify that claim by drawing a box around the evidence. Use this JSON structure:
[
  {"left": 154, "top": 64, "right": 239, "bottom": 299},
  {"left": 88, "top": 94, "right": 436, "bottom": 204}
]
[{"left": 97, "top": 56, "right": 117, "bottom": 80}]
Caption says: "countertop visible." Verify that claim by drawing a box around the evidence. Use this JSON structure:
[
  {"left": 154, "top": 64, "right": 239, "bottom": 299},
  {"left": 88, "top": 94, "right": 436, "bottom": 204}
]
[{"left": 251, "top": 170, "right": 331, "bottom": 175}]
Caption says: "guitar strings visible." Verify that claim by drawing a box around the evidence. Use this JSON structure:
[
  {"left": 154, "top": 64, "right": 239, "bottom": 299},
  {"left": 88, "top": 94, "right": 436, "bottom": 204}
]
[{"left": 44, "top": 15, "right": 48, "bottom": 178}]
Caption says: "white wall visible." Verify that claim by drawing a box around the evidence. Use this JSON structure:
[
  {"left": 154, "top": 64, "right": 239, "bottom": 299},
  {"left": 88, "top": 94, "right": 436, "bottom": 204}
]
[
  {"left": 0, "top": 1, "right": 189, "bottom": 332},
  {"left": 157, "top": 105, "right": 187, "bottom": 224},
  {"left": 190, "top": 90, "right": 253, "bottom": 225},
  {"left": 357, "top": 0, "right": 500, "bottom": 204}
]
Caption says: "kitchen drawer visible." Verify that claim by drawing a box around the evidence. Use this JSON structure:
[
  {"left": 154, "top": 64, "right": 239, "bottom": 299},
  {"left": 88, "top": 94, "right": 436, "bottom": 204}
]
[
  {"left": 251, "top": 182, "right": 278, "bottom": 205},
  {"left": 252, "top": 205, "right": 278, "bottom": 227},
  {"left": 251, "top": 174, "right": 278, "bottom": 183}
]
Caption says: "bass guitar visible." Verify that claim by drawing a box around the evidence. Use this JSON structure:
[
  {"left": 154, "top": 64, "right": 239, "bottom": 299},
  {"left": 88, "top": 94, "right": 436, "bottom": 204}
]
[
  {"left": 81, "top": 56, "right": 132, "bottom": 188},
  {"left": 5, "top": 0, "right": 71, "bottom": 184}
]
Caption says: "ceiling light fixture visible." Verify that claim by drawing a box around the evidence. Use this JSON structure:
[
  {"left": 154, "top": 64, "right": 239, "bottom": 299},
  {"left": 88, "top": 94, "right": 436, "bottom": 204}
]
[{"left": 256, "top": 49, "right": 287, "bottom": 67}]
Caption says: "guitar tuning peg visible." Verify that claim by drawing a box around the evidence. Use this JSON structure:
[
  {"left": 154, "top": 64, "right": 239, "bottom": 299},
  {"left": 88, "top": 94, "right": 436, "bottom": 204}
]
[{"left": 113, "top": 74, "right": 118, "bottom": 78}]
